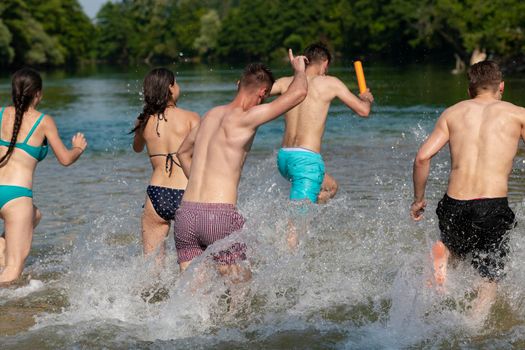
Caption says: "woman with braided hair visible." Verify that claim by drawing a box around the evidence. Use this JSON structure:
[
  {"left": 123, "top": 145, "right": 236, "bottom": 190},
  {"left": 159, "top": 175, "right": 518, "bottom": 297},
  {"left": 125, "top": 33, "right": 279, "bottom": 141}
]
[
  {"left": 0, "top": 68, "right": 87, "bottom": 285},
  {"left": 132, "top": 68, "right": 199, "bottom": 265}
]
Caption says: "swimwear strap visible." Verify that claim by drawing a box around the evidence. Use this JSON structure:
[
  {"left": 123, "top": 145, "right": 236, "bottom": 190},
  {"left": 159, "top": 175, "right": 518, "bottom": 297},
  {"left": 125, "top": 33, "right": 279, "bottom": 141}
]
[
  {"left": 149, "top": 152, "right": 181, "bottom": 176},
  {"left": 155, "top": 113, "right": 167, "bottom": 137}
]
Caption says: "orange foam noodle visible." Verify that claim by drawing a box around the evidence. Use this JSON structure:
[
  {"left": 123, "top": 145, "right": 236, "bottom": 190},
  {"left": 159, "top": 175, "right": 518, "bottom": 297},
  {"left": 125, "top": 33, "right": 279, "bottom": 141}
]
[{"left": 353, "top": 61, "right": 367, "bottom": 94}]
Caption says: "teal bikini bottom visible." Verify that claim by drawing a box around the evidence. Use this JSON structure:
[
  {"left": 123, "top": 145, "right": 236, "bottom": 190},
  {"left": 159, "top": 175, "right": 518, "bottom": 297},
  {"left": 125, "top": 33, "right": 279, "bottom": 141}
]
[{"left": 0, "top": 185, "right": 33, "bottom": 209}]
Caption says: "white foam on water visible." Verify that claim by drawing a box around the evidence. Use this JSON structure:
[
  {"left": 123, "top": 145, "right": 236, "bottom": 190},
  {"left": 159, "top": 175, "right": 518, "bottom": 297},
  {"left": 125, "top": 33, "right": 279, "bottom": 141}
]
[{"left": 0, "top": 279, "right": 45, "bottom": 304}]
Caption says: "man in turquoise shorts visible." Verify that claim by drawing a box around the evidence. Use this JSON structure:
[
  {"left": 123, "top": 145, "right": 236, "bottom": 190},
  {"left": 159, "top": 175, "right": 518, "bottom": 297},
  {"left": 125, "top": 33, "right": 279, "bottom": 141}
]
[{"left": 271, "top": 43, "right": 374, "bottom": 204}]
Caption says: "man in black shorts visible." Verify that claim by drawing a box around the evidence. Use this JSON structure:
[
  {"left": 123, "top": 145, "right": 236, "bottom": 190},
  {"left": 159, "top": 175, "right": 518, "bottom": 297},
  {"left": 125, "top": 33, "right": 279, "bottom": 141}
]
[{"left": 410, "top": 61, "right": 525, "bottom": 311}]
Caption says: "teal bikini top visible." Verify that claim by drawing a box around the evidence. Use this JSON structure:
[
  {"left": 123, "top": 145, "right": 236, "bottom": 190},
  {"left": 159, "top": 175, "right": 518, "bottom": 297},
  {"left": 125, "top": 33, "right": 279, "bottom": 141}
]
[{"left": 0, "top": 107, "right": 48, "bottom": 161}]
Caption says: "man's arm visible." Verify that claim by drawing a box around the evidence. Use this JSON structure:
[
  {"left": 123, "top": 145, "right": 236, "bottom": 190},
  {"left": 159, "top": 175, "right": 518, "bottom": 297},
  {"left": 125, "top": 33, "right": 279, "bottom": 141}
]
[
  {"left": 518, "top": 106, "right": 525, "bottom": 142},
  {"left": 177, "top": 116, "right": 200, "bottom": 178},
  {"left": 241, "top": 50, "right": 308, "bottom": 129},
  {"left": 269, "top": 77, "right": 292, "bottom": 96},
  {"left": 331, "top": 77, "right": 374, "bottom": 117},
  {"left": 411, "top": 112, "right": 450, "bottom": 221}
]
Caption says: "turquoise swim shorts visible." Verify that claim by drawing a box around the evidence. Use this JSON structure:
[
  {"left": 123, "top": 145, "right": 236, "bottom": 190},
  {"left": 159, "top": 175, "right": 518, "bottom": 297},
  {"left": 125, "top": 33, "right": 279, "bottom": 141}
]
[{"left": 277, "top": 148, "right": 325, "bottom": 203}]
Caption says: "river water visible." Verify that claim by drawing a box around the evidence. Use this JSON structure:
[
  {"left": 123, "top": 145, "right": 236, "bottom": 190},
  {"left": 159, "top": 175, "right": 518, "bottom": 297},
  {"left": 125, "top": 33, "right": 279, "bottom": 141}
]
[{"left": 1, "top": 63, "right": 525, "bottom": 349}]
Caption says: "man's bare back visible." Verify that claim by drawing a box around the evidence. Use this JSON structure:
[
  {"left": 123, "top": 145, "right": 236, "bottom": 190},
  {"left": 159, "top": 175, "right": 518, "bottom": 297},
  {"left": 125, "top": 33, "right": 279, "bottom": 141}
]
[
  {"left": 445, "top": 99, "right": 525, "bottom": 199},
  {"left": 179, "top": 104, "right": 256, "bottom": 204},
  {"left": 273, "top": 74, "right": 372, "bottom": 152},
  {"left": 412, "top": 96, "right": 525, "bottom": 209}
]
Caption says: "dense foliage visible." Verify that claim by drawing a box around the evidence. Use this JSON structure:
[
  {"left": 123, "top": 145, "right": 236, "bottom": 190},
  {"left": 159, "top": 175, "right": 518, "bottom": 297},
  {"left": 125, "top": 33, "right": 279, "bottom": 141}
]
[
  {"left": 0, "top": 0, "right": 94, "bottom": 67},
  {"left": 1, "top": 0, "right": 524, "bottom": 69}
]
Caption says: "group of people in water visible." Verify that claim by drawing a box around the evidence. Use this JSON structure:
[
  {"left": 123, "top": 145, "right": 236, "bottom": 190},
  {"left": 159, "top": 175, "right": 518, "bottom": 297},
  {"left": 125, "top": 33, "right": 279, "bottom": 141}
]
[{"left": 0, "top": 42, "right": 523, "bottom": 313}]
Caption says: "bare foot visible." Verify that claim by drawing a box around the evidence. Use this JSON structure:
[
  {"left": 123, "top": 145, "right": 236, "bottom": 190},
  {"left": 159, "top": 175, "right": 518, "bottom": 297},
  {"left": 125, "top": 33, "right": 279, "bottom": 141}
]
[
  {"left": 432, "top": 241, "right": 449, "bottom": 286},
  {"left": 317, "top": 190, "right": 331, "bottom": 204},
  {"left": 0, "top": 236, "right": 5, "bottom": 267},
  {"left": 0, "top": 274, "right": 27, "bottom": 288},
  {"left": 0, "top": 265, "right": 23, "bottom": 285}
]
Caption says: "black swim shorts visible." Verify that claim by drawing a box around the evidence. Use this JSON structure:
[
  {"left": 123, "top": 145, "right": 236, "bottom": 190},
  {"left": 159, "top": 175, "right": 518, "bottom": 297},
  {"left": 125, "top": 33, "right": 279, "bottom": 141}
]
[{"left": 436, "top": 194, "right": 516, "bottom": 281}]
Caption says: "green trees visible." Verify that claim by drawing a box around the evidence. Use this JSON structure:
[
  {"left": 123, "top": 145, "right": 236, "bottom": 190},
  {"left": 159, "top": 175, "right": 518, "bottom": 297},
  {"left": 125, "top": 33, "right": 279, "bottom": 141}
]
[
  {"left": 386, "top": 0, "right": 525, "bottom": 69},
  {"left": 0, "top": 0, "right": 94, "bottom": 67},
  {"left": 213, "top": 0, "right": 525, "bottom": 68},
  {"left": 0, "top": 0, "right": 524, "bottom": 69},
  {"left": 95, "top": 0, "right": 203, "bottom": 64},
  {"left": 27, "top": 0, "right": 95, "bottom": 64},
  {"left": 193, "top": 10, "right": 221, "bottom": 58},
  {"left": 0, "top": 19, "right": 14, "bottom": 65}
]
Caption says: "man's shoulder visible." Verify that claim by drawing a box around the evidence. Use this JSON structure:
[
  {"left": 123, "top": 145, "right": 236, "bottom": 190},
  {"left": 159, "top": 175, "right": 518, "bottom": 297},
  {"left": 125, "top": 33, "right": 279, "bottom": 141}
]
[
  {"left": 444, "top": 99, "right": 525, "bottom": 122},
  {"left": 495, "top": 100, "right": 524, "bottom": 111},
  {"left": 451, "top": 99, "right": 472, "bottom": 107},
  {"left": 216, "top": 105, "right": 247, "bottom": 124},
  {"left": 204, "top": 104, "right": 228, "bottom": 117},
  {"left": 443, "top": 100, "right": 472, "bottom": 114},
  {"left": 311, "top": 74, "right": 337, "bottom": 83},
  {"left": 310, "top": 75, "right": 344, "bottom": 92},
  {"left": 492, "top": 101, "right": 525, "bottom": 120},
  {"left": 454, "top": 99, "right": 521, "bottom": 109}
]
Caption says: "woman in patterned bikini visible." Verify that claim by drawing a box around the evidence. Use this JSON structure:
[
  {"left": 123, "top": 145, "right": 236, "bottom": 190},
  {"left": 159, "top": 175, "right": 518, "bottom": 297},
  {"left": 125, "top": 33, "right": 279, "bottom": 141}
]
[{"left": 132, "top": 68, "right": 199, "bottom": 265}]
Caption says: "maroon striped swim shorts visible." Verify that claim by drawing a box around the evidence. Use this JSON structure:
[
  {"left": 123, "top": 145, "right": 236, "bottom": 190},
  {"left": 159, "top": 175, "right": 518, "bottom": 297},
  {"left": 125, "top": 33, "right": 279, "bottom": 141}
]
[{"left": 174, "top": 201, "right": 246, "bottom": 265}]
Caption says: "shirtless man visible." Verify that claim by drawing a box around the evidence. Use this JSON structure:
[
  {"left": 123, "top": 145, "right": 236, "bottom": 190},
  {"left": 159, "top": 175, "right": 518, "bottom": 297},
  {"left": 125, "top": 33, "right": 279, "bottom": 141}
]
[
  {"left": 175, "top": 50, "right": 308, "bottom": 274},
  {"left": 411, "top": 61, "right": 524, "bottom": 312},
  {"left": 271, "top": 43, "right": 374, "bottom": 204}
]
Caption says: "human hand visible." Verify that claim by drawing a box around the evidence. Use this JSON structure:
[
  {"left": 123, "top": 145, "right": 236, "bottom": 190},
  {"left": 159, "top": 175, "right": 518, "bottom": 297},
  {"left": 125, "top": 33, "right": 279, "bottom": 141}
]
[
  {"left": 359, "top": 89, "right": 374, "bottom": 104},
  {"left": 410, "top": 199, "right": 426, "bottom": 221},
  {"left": 288, "top": 49, "right": 308, "bottom": 73},
  {"left": 72, "top": 132, "right": 87, "bottom": 151}
]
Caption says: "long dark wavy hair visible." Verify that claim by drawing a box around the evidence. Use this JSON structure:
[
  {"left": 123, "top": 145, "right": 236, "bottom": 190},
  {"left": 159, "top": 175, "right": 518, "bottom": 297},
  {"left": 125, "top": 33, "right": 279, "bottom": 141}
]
[
  {"left": 0, "top": 68, "right": 42, "bottom": 165},
  {"left": 131, "top": 68, "right": 175, "bottom": 135}
]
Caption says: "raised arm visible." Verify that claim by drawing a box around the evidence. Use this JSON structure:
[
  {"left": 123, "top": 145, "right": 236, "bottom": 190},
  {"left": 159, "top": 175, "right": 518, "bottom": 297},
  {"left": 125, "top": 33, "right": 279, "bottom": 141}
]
[
  {"left": 177, "top": 115, "right": 200, "bottom": 178},
  {"left": 242, "top": 50, "right": 308, "bottom": 129},
  {"left": 270, "top": 77, "right": 292, "bottom": 96},
  {"left": 411, "top": 112, "right": 450, "bottom": 220},
  {"left": 331, "top": 77, "right": 374, "bottom": 117},
  {"left": 43, "top": 116, "right": 87, "bottom": 166}
]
